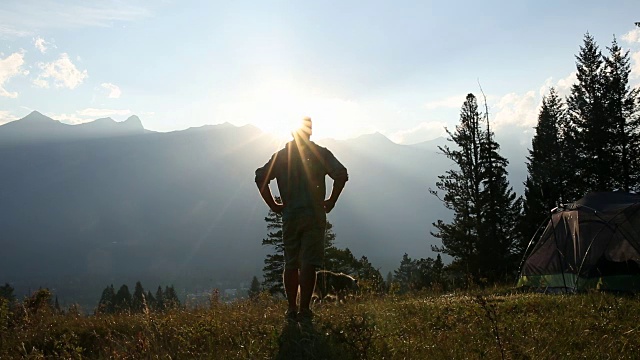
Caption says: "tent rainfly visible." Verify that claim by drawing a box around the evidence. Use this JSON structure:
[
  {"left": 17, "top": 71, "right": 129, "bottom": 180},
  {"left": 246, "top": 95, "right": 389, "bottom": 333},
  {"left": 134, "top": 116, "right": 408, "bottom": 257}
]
[{"left": 517, "top": 192, "right": 640, "bottom": 293}]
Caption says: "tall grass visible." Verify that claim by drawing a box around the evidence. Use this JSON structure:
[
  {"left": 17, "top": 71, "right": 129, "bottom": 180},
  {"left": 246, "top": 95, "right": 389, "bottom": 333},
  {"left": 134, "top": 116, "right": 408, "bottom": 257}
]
[{"left": 1, "top": 289, "right": 639, "bottom": 359}]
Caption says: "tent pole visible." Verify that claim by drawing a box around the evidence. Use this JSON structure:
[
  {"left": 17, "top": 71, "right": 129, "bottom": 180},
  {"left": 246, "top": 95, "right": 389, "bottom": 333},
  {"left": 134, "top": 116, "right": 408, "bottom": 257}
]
[{"left": 515, "top": 215, "right": 551, "bottom": 288}]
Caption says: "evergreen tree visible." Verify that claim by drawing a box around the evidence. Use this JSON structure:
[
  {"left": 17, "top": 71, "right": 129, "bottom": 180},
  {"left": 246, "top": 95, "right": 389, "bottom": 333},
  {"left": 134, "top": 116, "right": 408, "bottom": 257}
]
[
  {"left": 164, "top": 285, "right": 181, "bottom": 309},
  {"left": 114, "top": 284, "right": 132, "bottom": 312},
  {"left": 0, "top": 283, "right": 15, "bottom": 304},
  {"left": 356, "top": 255, "right": 384, "bottom": 292},
  {"left": 24, "top": 288, "right": 53, "bottom": 313},
  {"left": 385, "top": 271, "right": 394, "bottom": 292},
  {"left": 261, "top": 201, "right": 285, "bottom": 295},
  {"left": 248, "top": 276, "right": 261, "bottom": 300},
  {"left": 521, "top": 88, "right": 567, "bottom": 253},
  {"left": 431, "top": 93, "right": 521, "bottom": 281},
  {"left": 146, "top": 290, "right": 156, "bottom": 310},
  {"left": 431, "top": 94, "right": 485, "bottom": 276},
  {"left": 432, "top": 254, "right": 445, "bottom": 288},
  {"left": 155, "top": 286, "right": 165, "bottom": 311},
  {"left": 603, "top": 37, "right": 640, "bottom": 192},
  {"left": 132, "top": 281, "right": 146, "bottom": 313},
  {"left": 97, "top": 284, "right": 116, "bottom": 314},
  {"left": 478, "top": 99, "right": 523, "bottom": 281},
  {"left": 394, "top": 253, "right": 418, "bottom": 293},
  {"left": 566, "top": 33, "right": 611, "bottom": 194},
  {"left": 325, "top": 246, "right": 360, "bottom": 274},
  {"left": 54, "top": 296, "right": 61, "bottom": 313},
  {"left": 261, "top": 199, "right": 348, "bottom": 294}
]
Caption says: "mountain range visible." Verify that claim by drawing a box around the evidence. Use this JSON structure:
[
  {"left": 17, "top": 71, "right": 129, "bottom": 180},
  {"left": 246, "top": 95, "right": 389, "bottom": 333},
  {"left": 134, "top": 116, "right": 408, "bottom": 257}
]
[{"left": 0, "top": 111, "right": 526, "bottom": 306}]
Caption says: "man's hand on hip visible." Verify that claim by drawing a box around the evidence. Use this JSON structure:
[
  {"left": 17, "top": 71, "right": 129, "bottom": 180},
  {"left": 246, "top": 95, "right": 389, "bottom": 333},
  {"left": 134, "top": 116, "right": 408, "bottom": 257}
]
[
  {"left": 323, "top": 199, "right": 336, "bottom": 213},
  {"left": 271, "top": 203, "right": 285, "bottom": 214}
]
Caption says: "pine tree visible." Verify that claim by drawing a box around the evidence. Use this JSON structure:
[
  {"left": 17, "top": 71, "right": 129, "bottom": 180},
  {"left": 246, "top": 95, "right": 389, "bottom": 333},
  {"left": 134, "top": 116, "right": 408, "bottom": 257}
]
[
  {"left": 431, "top": 93, "right": 485, "bottom": 276},
  {"left": 603, "top": 37, "right": 640, "bottom": 192},
  {"left": 261, "top": 197, "right": 347, "bottom": 294},
  {"left": 164, "top": 285, "right": 181, "bottom": 309},
  {"left": 325, "top": 247, "right": 360, "bottom": 274},
  {"left": 567, "top": 33, "right": 611, "bottom": 194},
  {"left": 0, "top": 283, "right": 15, "bottom": 304},
  {"left": 432, "top": 93, "right": 521, "bottom": 281},
  {"left": 146, "top": 290, "right": 156, "bottom": 310},
  {"left": 356, "top": 255, "right": 384, "bottom": 292},
  {"left": 394, "top": 253, "right": 418, "bottom": 293},
  {"left": 521, "top": 88, "right": 568, "bottom": 253},
  {"left": 385, "top": 271, "right": 394, "bottom": 292},
  {"left": 98, "top": 284, "right": 116, "bottom": 314},
  {"left": 478, "top": 97, "right": 523, "bottom": 281},
  {"left": 54, "top": 296, "right": 61, "bottom": 313},
  {"left": 154, "top": 286, "right": 164, "bottom": 311},
  {"left": 261, "top": 201, "right": 285, "bottom": 295},
  {"left": 248, "top": 276, "right": 261, "bottom": 300},
  {"left": 114, "top": 284, "right": 132, "bottom": 312},
  {"left": 132, "top": 281, "right": 146, "bottom": 313}
]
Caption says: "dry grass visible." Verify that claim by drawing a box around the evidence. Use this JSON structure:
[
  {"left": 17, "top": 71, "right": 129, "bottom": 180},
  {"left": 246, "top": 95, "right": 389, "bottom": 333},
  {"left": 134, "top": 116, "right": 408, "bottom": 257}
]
[{"left": 1, "top": 289, "right": 640, "bottom": 359}]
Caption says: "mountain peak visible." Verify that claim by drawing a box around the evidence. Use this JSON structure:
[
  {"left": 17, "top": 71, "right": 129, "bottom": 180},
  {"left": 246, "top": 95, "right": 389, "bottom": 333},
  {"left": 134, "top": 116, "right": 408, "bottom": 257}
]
[
  {"left": 21, "top": 111, "right": 55, "bottom": 123},
  {"left": 123, "top": 115, "right": 144, "bottom": 130},
  {"left": 354, "top": 132, "right": 394, "bottom": 144}
]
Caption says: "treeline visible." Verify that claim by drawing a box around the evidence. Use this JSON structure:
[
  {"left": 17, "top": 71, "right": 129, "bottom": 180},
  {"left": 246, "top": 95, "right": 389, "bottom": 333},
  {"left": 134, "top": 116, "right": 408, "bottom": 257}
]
[
  {"left": 255, "top": 33, "right": 639, "bottom": 292},
  {"left": 259, "top": 208, "right": 385, "bottom": 296},
  {"left": 257, "top": 206, "right": 448, "bottom": 296},
  {"left": 431, "top": 33, "right": 640, "bottom": 283},
  {"left": 96, "top": 282, "right": 181, "bottom": 314}
]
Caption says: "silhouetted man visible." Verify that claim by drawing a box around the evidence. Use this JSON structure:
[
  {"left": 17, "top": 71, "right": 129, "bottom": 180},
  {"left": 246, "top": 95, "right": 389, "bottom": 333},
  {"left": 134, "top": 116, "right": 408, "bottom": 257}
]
[{"left": 255, "top": 117, "right": 348, "bottom": 322}]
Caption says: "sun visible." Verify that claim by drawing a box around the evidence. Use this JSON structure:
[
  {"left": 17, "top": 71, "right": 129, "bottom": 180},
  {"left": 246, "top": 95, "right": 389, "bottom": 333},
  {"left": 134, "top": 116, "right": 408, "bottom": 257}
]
[{"left": 237, "top": 81, "right": 362, "bottom": 141}]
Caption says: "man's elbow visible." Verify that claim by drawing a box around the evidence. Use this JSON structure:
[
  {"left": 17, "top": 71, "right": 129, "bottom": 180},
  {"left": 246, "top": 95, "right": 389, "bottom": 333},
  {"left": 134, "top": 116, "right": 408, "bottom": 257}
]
[{"left": 333, "top": 169, "right": 349, "bottom": 184}]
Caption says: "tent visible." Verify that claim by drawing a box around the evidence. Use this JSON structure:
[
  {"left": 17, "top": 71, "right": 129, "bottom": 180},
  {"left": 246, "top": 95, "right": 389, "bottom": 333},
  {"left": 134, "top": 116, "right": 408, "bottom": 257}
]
[{"left": 517, "top": 192, "right": 640, "bottom": 293}]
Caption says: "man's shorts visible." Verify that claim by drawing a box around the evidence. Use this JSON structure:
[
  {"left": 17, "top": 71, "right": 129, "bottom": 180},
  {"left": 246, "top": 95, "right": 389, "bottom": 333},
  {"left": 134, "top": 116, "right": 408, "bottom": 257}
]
[{"left": 282, "top": 213, "right": 326, "bottom": 269}]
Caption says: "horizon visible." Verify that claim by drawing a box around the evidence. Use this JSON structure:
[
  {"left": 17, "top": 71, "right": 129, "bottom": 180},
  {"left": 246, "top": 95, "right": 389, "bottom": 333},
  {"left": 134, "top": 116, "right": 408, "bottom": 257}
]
[
  {"left": 6, "top": 109, "right": 450, "bottom": 145},
  {"left": 1, "top": 1, "right": 639, "bottom": 145}
]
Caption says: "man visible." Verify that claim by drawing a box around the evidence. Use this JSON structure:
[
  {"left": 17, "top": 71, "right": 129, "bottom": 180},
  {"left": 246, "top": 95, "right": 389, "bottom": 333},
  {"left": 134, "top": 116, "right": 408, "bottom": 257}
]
[{"left": 255, "top": 117, "right": 348, "bottom": 322}]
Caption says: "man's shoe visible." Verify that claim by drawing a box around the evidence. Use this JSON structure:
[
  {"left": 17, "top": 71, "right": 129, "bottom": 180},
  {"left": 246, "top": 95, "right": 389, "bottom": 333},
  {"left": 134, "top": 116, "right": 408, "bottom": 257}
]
[
  {"left": 297, "top": 308, "right": 314, "bottom": 323},
  {"left": 285, "top": 309, "right": 298, "bottom": 323}
]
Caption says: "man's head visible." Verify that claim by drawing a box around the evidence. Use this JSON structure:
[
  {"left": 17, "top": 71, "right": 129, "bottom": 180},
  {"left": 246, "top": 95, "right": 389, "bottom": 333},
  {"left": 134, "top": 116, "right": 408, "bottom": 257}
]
[{"left": 292, "top": 116, "right": 313, "bottom": 141}]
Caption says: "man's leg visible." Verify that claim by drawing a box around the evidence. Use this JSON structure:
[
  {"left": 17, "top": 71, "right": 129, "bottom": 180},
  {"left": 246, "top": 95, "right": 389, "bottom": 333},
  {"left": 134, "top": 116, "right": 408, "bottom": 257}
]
[
  {"left": 299, "top": 263, "right": 317, "bottom": 311},
  {"left": 283, "top": 268, "right": 299, "bottom": 312}
]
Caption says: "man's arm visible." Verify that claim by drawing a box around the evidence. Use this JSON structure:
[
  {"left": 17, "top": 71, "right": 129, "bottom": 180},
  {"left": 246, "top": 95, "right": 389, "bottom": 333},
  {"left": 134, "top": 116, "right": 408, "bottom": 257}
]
[
  {"left": 259, "top": 185, "right": 284, "bottom": 214},
  {"left": 255, "top": 153, "right": 284, "bottom": 214},
  {"left": 323, "top": 147, "right": 349, "bottom": 213},
  {"left": 323, "top": 178, "right": 346, "bottom": 213}
]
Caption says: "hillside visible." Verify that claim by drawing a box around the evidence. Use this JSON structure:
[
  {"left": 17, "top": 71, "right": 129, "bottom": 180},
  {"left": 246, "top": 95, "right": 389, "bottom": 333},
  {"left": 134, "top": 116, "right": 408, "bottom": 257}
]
[
  {"left": 0, "top": 112, "right": 528, "bottom": 306},
  {"left": 1, "top": 289, "right": 638, "bottom": 359}
]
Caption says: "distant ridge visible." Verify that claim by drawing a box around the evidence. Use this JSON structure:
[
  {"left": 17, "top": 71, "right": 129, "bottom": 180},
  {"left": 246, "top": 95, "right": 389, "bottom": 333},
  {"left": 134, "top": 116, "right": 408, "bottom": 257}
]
[{"left": 0, "top": 111, "right": 146, "bottom": 145}]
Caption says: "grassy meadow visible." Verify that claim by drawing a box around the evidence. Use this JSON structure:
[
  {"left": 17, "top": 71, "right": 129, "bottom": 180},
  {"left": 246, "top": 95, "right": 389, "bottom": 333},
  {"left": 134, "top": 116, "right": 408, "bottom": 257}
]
[{"left": 1, "top": 288, "right": 639, "bottom": 359}]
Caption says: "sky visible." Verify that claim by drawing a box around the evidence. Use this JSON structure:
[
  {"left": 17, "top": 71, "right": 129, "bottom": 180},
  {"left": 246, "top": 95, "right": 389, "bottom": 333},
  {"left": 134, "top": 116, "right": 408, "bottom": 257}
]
[{"left": 1, "top": 0, "right": 640, "bottom": 145}]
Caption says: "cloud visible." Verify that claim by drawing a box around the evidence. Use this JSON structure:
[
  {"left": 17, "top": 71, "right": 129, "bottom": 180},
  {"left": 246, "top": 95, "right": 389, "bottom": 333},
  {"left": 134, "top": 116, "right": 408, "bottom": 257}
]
[
  {"left": 631, "top": 51, "right": 640, "bottom": 79},
  {"left": 539, "top": 72, "right": 576, "bottom": 99},
  {"left": 76, "top": 108, "right": 131, "bottom": 118},
  {"left": 49, "top": 108, "right": 132, "bottom": 125},
  {"left": 622, "top": 28, "right": 640, "bottom": 44},
  {"left": 33, "top": 36, "right": 48, "bottom": 53},
  {"left": 389, "top": 121, "right": 448, "bottom": 144},
  {"left": 50, "top": 112, "right": 86, "bottom": 125},
  {"left": 0, "top": 110, "right": 18, "bottom": 125},
  {"left": 0, "top": 1, "right": 152, "bottom": 37},
  {"left": 491, "top": 91, "right": 539, "bottom": 130},
  {"left": 34, "top": 53, "right": 88, "bottom": 89},
  {"left": 487, "top": 71, "right": 578, "bottom": 135},
  {"left": 101, "top": 83, "right": 121, "bottom": 98},
  {"left": 0, "top": 51, "right": 28, "bottom": 98},
  {"left": 424, "top": 95, "right": 467, "bottom": 110}
]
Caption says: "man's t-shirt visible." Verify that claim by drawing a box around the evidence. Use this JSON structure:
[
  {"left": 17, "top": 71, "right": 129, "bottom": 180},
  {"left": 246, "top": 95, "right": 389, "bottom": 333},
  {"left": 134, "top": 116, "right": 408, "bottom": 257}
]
[{"left": 255, "top": 139, "right": 348, "bottom": 220}]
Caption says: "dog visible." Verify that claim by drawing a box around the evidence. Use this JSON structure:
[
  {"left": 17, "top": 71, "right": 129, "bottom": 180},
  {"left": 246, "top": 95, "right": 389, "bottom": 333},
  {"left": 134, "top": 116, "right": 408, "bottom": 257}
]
[{"left": 313, "top": 270, "right": 359, "bottom": 303}]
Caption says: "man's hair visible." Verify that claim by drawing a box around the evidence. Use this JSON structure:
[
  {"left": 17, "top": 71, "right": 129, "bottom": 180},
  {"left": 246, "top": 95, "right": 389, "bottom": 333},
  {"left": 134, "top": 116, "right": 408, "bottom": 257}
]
[{"left": 294, "top": 117, "right": 312, "bottom": 138}]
